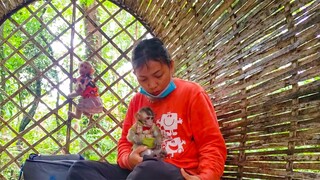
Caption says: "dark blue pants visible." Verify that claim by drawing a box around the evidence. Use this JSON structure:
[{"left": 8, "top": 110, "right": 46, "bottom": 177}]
[{"left": 66, "top": 156, "right": 184, "bottom": 180}]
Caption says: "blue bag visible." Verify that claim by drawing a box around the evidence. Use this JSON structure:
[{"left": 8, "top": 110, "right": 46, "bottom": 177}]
[{"left": 19, "top": 153, "right": 84, "bottom": 180}]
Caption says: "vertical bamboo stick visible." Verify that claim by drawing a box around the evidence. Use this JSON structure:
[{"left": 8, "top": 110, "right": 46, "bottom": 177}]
[{"left": 65, "top": 0, "right": 77, "bottom": 154}]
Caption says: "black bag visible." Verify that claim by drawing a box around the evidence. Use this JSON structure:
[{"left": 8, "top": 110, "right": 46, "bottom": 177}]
[{"left": 19, "top": 153, "right": 84, "bottom": 180}]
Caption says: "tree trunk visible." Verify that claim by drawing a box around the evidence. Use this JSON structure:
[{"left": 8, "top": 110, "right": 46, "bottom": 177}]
[
  {"left": 17, "top": 79, "right": 41, "bottom": 152},
  {"left": 83, "top": 1, "right": 102, "bottom": 63},
  {"left": 18, "top": 79, "right": 41, "bottom": 132}
]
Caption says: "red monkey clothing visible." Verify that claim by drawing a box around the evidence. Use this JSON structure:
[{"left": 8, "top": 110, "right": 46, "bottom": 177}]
[
  {"left": 76, "top": 76, "right": 104, "bottom": 115},
  {"left": 117, "top": 78, "right": 227, "bottom": 179},
  {"left": 81, "top": 81, "right": 100, "bottom": 98}
]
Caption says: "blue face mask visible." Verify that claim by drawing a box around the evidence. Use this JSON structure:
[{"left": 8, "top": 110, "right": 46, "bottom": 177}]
[{"left": 140, "top": 80, "right": 176, "bottom": 99}]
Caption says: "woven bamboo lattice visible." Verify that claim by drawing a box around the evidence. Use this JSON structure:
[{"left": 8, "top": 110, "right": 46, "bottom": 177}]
[{"left": 1, "top": 0, "right": 320, "bottom": 179}]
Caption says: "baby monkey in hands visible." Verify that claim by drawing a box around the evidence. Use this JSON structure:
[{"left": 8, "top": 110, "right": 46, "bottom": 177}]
[{"left": 127, "top": 107, "right": 166, "bottom": 158}]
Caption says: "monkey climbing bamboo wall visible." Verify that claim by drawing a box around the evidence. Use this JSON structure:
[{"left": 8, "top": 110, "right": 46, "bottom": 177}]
[{"left": 0, "top": 0, "right": 320, "bottom": 179}]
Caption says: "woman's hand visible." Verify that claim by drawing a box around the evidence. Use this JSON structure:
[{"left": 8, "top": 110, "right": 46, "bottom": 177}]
[
  {"left": 72, "top": 78, "right": 78, "bottom": 83},
  {"left": 128, "top": 146, "right": 147, "bottom": 168},
  {"left": 181, "top": 168, "right": 201, "bottom": 180}
]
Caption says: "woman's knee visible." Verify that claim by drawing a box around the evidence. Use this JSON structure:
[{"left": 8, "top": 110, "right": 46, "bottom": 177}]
[{"left": 127, "top": 159, "right": 183, "bottom": 180}]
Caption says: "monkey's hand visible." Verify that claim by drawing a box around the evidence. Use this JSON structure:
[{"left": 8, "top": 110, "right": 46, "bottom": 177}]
[
  {"left": 159, "top": 149, "right": 167, "bottom": 158},
  {"left": 132, "top": 134, "right": 143, "bottom": 145}
]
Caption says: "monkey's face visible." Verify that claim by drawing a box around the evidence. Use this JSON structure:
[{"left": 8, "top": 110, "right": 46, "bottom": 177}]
[
  {"left": 79, "top": 63, "right": 92, "bottom": 76},
  {"left": 139, "top": 111, "right": 154, "bottom": 128}
]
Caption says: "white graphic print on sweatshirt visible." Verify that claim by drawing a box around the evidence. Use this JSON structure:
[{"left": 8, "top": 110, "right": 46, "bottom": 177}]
[{"left": 157, "top": 112, "right": 185, "bottom": 158}]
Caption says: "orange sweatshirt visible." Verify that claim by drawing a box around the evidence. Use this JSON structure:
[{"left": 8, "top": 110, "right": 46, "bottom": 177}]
[{"left": 117, "top": 78, "right": 227, "bottom": 179}]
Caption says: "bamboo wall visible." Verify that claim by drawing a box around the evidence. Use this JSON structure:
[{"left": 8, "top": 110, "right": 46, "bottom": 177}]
[{"left": 1, "top": 0, "right": 320, "bottom": 179}]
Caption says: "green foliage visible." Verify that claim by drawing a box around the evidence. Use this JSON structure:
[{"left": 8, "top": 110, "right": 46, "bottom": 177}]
[
  {"left": 0, "top": 0, "right": 149, "bottom": 178},
  {"left": 80, "top": 0, "right": 95, "bottom": 7}
]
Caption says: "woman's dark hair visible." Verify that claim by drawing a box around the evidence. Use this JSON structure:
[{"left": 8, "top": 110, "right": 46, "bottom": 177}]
[{"left": 131, "top": 37, "right": 171, "bottom": 69}]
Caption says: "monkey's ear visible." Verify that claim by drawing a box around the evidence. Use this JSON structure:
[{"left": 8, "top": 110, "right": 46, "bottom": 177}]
[{"left": 135, "top": 112, "right": 141, "bottom": 121}]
